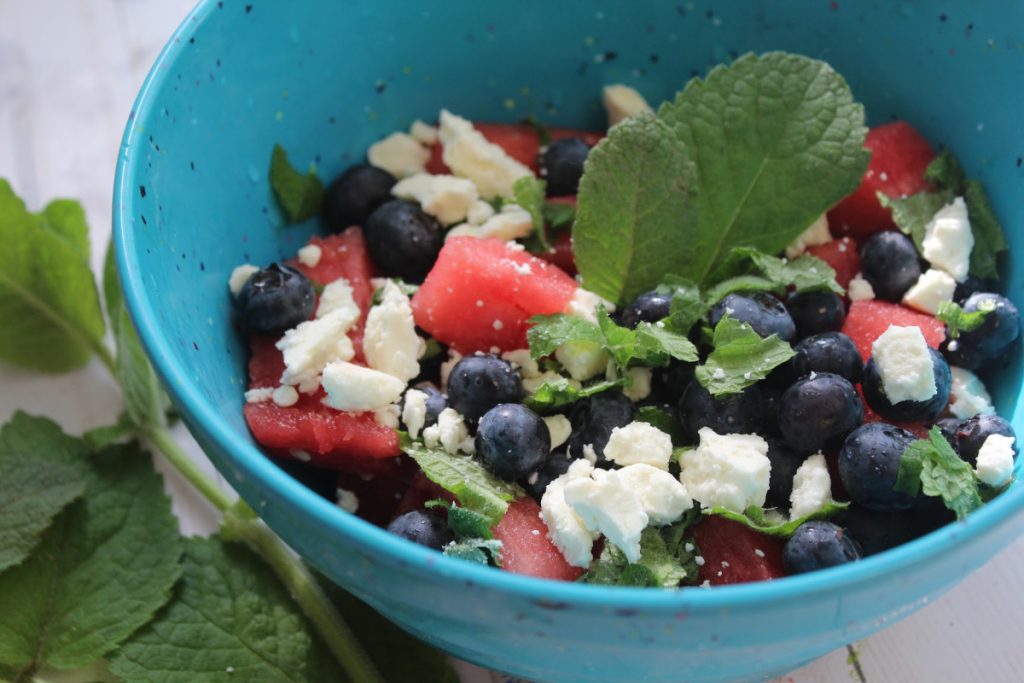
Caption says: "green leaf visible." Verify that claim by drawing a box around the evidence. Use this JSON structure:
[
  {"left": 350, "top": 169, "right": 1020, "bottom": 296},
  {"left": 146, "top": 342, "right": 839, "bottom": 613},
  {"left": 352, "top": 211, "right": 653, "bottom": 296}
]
[
  {"left": 524, "top": 376, "right": 625, "bottom": 412},
  {"left": 896, "top": 428, "right": 983, "bottom": 520},
  {"left": 102, "top": 240, "right": 123, "bottom": 323},
  {"left": 656, "top": 52, "right": 869, "bottom": 284},
  {"left": 580, "top": 519, "right": 700, "bottom": 587},
  {"left": 705, "top": 502, "right": 848, "bottom": 538},
  {"left": 597, "top": 309, "right": 698, "bottom": 369},
  {"left": 924, "top": 150, "right": 967, "bottom": 190},
  {"left": 707, "top": 247, "right": 844, "bottom": 300},
  {"left": 964, "top": 180, "right": 1008, "bottom": 280},
  {"left": 879, "top": 189, "right": 952, "bottom": 252},
  {"left": 695, "top": 316, "right": 796, "bottom": 396},
  {"left": 443, "top": 539, "right": 504, "bottom": 567},
  {"left": 542, "top": 201, "right": 576, "bottom": 232},
  {"left": 526, "top": 314, "right": 604, "bottom": 359},
  {"left": 937, "top": 300, "right": 991, "bottom": 339},
  {"left": 512, "top": 175, "right": 550, "bottom": 252},
  {"left": 573, "top": 113, "right": 698, "bottom": 304},
  {"left": 0, "top": 179, "right": 106, "bottom": 373},
  {"left": 114, "top": 306, "right": 165, "bottom": 431},
  {"left": 663, "top": 279, "right": 706, "bottom": 335},
  {"left": 82, "top": 414, "right": 135, "bottom": 450},
  {"left": 447, "top": 504, "right": 493, "bottom": 540},
  {"left": 111, "top": 538, "right": 341, "bottom": 683},
  {"left": 0, "top": 442, "right": 181, "bottom": 673},
  {"left": 38, "top": 200, "right": 90, "bottom": 262},
  {"left": 269, "top": 144, "right": 325, "bottom": 224},
  {"left": 400, "top": 435, "right": 523, "bottom": 525},
  {"left": 635, "top": 405, "right": 686, "bottom": 447}
]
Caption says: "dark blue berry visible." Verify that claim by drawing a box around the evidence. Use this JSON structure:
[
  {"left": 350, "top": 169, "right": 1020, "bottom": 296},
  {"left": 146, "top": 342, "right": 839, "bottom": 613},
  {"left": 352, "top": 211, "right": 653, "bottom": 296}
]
[
  {"left": 322, "top": 164, "right": 396, "bottom": 232},
  {"left": 941, "top": 293, "right": 1020, "bottom": 370},
  {"left": 910, "top": 494, "right": 957, "bottom": 535},
  {"left": 386, "top": 510, "right": 454, "bottom": 550},
  {"left": 838, "top": 423, "right": 918, "bottom": 511},
  {"left": 476, "top": 404, "right": 551, "bottom": 481},
  {"left": 786, "top": 291, "right": 846, "bottom": 340},
  {"left": 952, "top": 414, "right": 1017, "bottom": 466},
  {"left": 649, "top": 361, "right": 695, "bottom": 405},
  {"left": 792, "top": 332, "right": 863, "bottom": 384},
  {"left": 859, "top": 232, "right": 921, "bottom": 301},
  {"left": 832, "top": 506, "right": 919, "bottom": 557},
  {"left": 764, "top": 436, "right": 803, "bottom": 509},
  {"left": 709, "top": 292, "right": 796, "bottom": 341},
  {"left": 364, "top": 199, "right": 443, "bottom": 282},
  {"left": 936, "top": 416, "right": 961, "bottom": 449},
  {"left": 953, "top": 275, "right": 995, "bottom": 303},
  {"left": 619, "top": 290, "right": 673, "bottom": 329},
  {"left": 401, "top": 384, "right": 448, "bottom": 433},
  {"left": 539, "top": 137, "right": 591, "bottom": 196},
  {"left": 862, "top": 348, "right": 951, "bottom": 422},
  {"left": 566, "top": 391, "right": 635, "bottom": 464},
  {"left": 782, "top": 521, "right": 861, "bottom": 574},
  {"left": 523, "top": 452, "right": 572, "bottom": 502},
  {"left": 760, "top": 388, "right": 784, "bottom": 437},
  {"left": 679, "top": 383, "right": 763, "bottom": 440},
  {"left": 778, "top": 373, "right": 863, "bottom": 454},
  {"left": 446, "top": 354, "right": 524, "bottom": 426},
  {"left": 236, "top": 263, "right": 315, "bottom": 334}
]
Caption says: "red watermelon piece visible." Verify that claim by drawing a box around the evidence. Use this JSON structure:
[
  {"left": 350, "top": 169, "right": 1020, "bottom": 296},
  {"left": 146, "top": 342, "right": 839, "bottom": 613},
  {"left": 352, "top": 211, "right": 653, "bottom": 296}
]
[
  {"left": 690, "top": 516, "right": 786, "bottom": 585},
  {"left": 807, "top": 237, "right": 860, "bottom": 292},
  {"left": 841, "top": 300, "right": 946, "bottom": 362},
  {"left": 336, "top": 456, "right": 420, "bottom": 526},
  {"left": 393, "top": 471, "right": 457, "bottom": 518},
  {"left": 411, "top": 237, "right": 578, "bottom": 353},
  {"left": 537, "top": 231, "right": 576, "bottom": 277},
  {"left": 426, "top": 122, "right": 604, "bottom": 175},
  {"left": 492, "top": 497, "right": 585, "bottom": 581}
]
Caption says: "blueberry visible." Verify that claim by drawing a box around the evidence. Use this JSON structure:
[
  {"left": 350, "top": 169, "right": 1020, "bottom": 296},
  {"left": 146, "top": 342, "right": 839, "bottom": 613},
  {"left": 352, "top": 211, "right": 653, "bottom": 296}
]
[
  {"left": 401, "top": 384, "right": 448, "bottom": 433},
  {"left": 765, "top": 436, "right": 803, "bottom": 509},
  {"left": 649, "top": 361, "right": 695, "bottom": 405},
  {"left": 941, "top": 293, "right": 1021, "bottom": 370},
  {"left": 619, "top": 290, "right": 673, "bottom": 329},
  {"left": 859, "top": 232, "right": 921, "bottom": 302},
  {"left": 523, "top": 452, "right": 572, "bottom": 501},
  {"left": 446, "top": 354, "right": 524, "bottom": 426},
  {"left": 862, "top": 348, "right": 951, "bottom": 422},
  {"left": 364, "top": 199, "right": 444, "bottom": 282},
  {"left": 566, "top": 391, "right": 635, "bottom": 464},
  {"left": 838, "top": 423, "right": 918, "bottom": 511},
  {"left": 786, "top": 291, "right": 846, "bottom": 340},
  {"left": 539, "top": 137, "right": 591, "bottom": 196},
  {"left": 952, "top": 414, "right": 1017, "bottom": 466},
  {"left": 792, "top": 332, "right": 863, "bottom": 384},
  {"left": 709, "top": 292, "right": 796, "bottom": 341},
  {"left": 679, "top": 383, "right": 763, "bottom": 440},
  {"left": 936, "top": 416, "right": 961, "bottom": 449},
  {"left": 782, "top": 521, "right": 861, "bottom": 574},
  {"left": 476, "top": 404, "right": 551, "bottom": 482},
  {"left": 953, "top": 275, "right": 995, "bottom": 303},
  {"left": 322, "top": 164, "right": 396, "bottom": 232},
  {"left": 386, "top": 510, "right": 454, "bottom": 550},
  {"left": 760, "top": 388, "right": 784, "bottom": 437},
  {"left": 778, "top": 373, "right": 863, "bottom": 454},
  {"left": 832, "top": 506, "right": 919, "bottom": 556},
  {"left": 236, "top": 263, "right": 315, "bottom": 334},
  {"left": 910, "top": 494, "right": 957, "bottom": 536}
]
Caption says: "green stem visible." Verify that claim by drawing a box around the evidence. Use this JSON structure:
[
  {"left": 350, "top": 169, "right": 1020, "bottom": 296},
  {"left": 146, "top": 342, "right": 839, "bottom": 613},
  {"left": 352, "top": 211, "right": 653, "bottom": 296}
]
[
  {"left": 94, "top": 343, "right": 117, "bottom": 376},
  {"left": 144, "top": 427, "right": 233, "bottom": 512}
]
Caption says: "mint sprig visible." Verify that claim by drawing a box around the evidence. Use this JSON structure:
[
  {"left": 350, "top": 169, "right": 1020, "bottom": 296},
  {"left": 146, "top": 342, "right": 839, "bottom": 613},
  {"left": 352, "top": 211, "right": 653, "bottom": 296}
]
[
  {"left": 896, "top": 428, "right": 984, "bottom": 520},
  {"left": 704, "top": 501, "right": 848, "bottom": 538},
  {"left": 525, "top": 376, "right": 626, "bottom": 413},
  {"left": 580, "top": 516, "right": 701, "bottom": 588},
  {"left": 706, "top": 248, "right": 844, "bottom": 302},
  {"left": 937, "top": 300, "right": 991, "bottom": 339},
  {"left": 270, "top": 144, "right": 325, "bottom": 224},
  {"left": 695, "top": 316, "right": 796, "bottom": 396}
]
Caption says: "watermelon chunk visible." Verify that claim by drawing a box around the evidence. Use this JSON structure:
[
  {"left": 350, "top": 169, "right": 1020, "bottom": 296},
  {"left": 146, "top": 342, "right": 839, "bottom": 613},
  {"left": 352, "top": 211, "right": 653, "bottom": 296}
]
[
  {"left": 426, "top": 123, "right": 604, "bottom": 175},
  {"left": 492, "top": 497, "right": 585, "bottom": 581},
  {"left": 807, "top": 237, "right": 860, "bottom": 292},
  {"left": 336, "top": 457, "right": 420, "bottom": 526},
  {"left": 841, "top": 300, "right": 946, "bottom": 362},
  {"left": 412, "top": 237, "right": 578, "bottom": 353},
  {"left": 690, "top": 515, "right": 786, "bottom": 585}
]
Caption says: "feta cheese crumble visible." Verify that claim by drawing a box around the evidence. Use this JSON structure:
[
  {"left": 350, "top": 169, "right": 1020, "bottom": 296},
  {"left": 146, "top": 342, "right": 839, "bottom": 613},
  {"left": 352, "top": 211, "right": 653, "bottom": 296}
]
[
  {"left": 788, "top": 453, "right": 832, "bottom": 519},
  {"left": 336, "top": 488, "right": 360, "bottom": 514},
  {"left": 563, "top": 468, "right": 649, "bottom": 563},
  {"left": 678, "top": 428, "right": 771, "bottom": 512},
  {"left": 975, "top": 434, "right": 1016, "bottom": 487},
  {"left": 622, "top": 367, "right": 652, "bottom": 402},
  {"left": 446, "top": 203, "right": 534, "bottom": 241},
  {"left": 373, "top": 404, "right": 401, "bottom": 429},
  {"left": 363, "top": 280, "right": 421, "bottom": 382},
  {"left": 391, "top": 172, "right": 479, "bottom": 225},
  {"left": 422, "top": 408, "right": 475, "bottom": 455},
  {"left": 784, "top": 214, "right": 832, "bottom": 259},
  {"left": 271, "top": 385, "right": 299, "bottom": 408},
  {"left": 922, "top": 196, "right": 974, "bottom": 282},
  {"left": 466, "top": 199, "right": 496, "bottom": 225},
  {"left": 276, "top": 309, "right": 358, "bottom": 388},
  {"left": 541, "top": 460, "right": 598, "bottom": 568},
  {"left": 555, "top": 340, "right": 608, "bottom": 382},
  {"left": 501, "top": 349, "right": 541, "bottom": 379},
  {"left": 871, "top": 325, "right": 936, "bottom": 403},
  {"left": 438, "top": 109, "right": 533, "bottom": 199},
  {"left": 602, "top": 421, "right": 674, "bottom": 470},
  {"left": 544, "top": 414, "right": 572, "bottom": 450},
  {"left": 565, "top": 287, "right": 615, "bottom": 324},
  {"left": 244, "top": 387, "right": 274, "bottom": 403},
  {"left": 949, "top": 367, "right": 996, "bottom": 419},
  {"left": 902, "top": 269, "right": 957, "bottom": 315},
  {"left": 615, "top": 464, "right": 693, "bottom": 525},
  {"left": 315, "top": 278, "right": 361, "bottom": 321},
  {"left": 847, "top": 273, "right": 876, "bottom": 302},
  {"left": 601, "top": 84, "right": 653, "bottom": 126},
  {"left": 409, "top": 119, "right": 438, "bottom": 145},
  {"left": 320, "top": 361, "right": 405, "bottom": 412},
  {"left": 367, "top": 131, "right": 429, "bottom": 178},
  {"left": 296, "top": 244, "right": 322, "bottom": 268},
  {"left": 401, "top": 388, "right": 429, "bottom": 439},
  {"left": 228, "top": 264, "right": 259, "bottom": 296}
]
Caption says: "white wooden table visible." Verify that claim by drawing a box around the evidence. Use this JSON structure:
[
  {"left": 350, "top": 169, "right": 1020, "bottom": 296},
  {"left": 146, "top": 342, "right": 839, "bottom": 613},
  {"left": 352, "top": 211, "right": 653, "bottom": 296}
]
[{"left": 1, "top": 2, "right": 1022, "bottom": 681}]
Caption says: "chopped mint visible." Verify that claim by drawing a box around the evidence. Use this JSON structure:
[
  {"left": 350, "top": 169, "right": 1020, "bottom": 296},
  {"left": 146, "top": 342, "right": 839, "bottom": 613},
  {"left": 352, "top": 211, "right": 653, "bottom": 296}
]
[
  {"left": 695, "top": 316, "right": 796, "bottom": 396},
  {"left": 635, "top": 405, "right": 686, "bottom": 447},
  {"left": 963, "top": 180, "right": 1008, "bottom": 281},
  {"left": 580, "top": 515, "right": 701, "bottom": 587},
  {"left": 269, "top": 144, "right": 325, "bottom": 223},
  {"left": 527, "top": 314, "right": 605, "bottom": 360},
  {"left": 924, "top": 150, "right": 967, "bottom": 190},
  {"left": 512, "top": 175, "right": 551, "bottom": 252},
  {"left": 937, "top": 300, "right": 991, "bottom": 338},
  {"left": 542, "top": 200, "right": 576, "bottom": 232},
  {"left": 444, "top": 539, "right": 504, "bottom": 566},
  {"left": 879, "top": 189, "right": 951, "bottom": 253},
  {"left": 896, "top": 427, "right": 983, "bottom": 520},
  {"left": 371, "top": 278, "right": 419, "bottom": 305},
  {"left": 707, "top": 247, "right": 844, "bottom": 302},
  {"left": 425, "top": 501, "right": 494, "bottom": 540},
  {"left": 662, "top": 278, "right": 707, "bottom": 335},
  {"left": 525, "top": 376, "right": 626, "bottom": 413},
  {"left": 421, "top": 336, "right": 444, "bottom": 361},
  {"left": 704, "top": 501, "right": 848, "bottom": 538},
  {"left": 597, "top": 309, "right": 698, "bottom": 369}
]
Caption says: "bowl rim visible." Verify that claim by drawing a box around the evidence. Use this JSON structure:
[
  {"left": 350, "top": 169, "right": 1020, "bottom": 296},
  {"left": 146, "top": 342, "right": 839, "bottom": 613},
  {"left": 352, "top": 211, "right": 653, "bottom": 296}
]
[{"left": 114, "top": 0, "right": 1024, "bottom": 613}]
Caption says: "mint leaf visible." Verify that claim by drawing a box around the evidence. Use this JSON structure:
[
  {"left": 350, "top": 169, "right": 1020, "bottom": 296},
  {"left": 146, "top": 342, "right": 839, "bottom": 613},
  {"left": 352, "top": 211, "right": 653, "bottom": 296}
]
[
  {"left": 111, "top": 538, "right": 341, "bottom": 683},
  {"left": 896, "top": 428, "right": 983, "bottom": 520},
  {"left": 695, "top": 317, "right": 796, "bottom": 396},
  {"left": 270, "top": 144, "right": 325, "bottom": 224},
  {"left": 937, "top": 300, "right": 990, "bottom": 339},
  {"left": 924, "top": 150, "right": 967, "bottom": 190},
  {"left": 444, "top": 539, "right": 504, "bottom": 566},
  {"left": 526, "top": 314, "right": 604, "bottom": 359},
  {"left": 38, "top": 200, "right": 90, "bottom": 263},
  {"left": 542, "top": 201, "right": 575, "bottom": 232},
  {"left": 705, "top": 501, "right": 848, "bottom": 537},
  {"left": 0, "top": 442, "right": 181, "bottom": 672},
  {"left": 581, "top": 520, "right": 699, "bottom": 587},
  {"left": 707, "top": 247, "right": 844, "bottom": 300},
  {"left": 880, "top": 189, "right": 952, "bottom": 252},
  {"left": 657, "top": 52, "right": 869, "bottom": 284},
  {"left": 400, "top": 435, "right": 523, "bottom": 525},
  {"left": 597, "top": 309, "right": 698, "bottom": 369},
  {"left": 512, "top": 176, "right": 549, "bottom": 252},
  {"left": 964, "top": 180, "right": 1007, "bottom": 280},
  {"left": 573, "top": 113, "right": 697, "bottom": 303},
  {"left": 114, "top": 306, "right": 165, "bottom": 431},
  {"left": 635, "top": 405, "right": 686, "bottom": 447},
  {"left": 0, "top": 179, "right": 106, "bottom": 372},
  {"left": 102, "top": 241, "right": 123, "bottom": 323},
  {"left": 427, "top": 502, "right": 493, "bottom": 540},
  {"left": 524, "top": 376, "right": 625, "bottom": 412},
  {"left": 663, "top": 279, "right": 706, "bottom": 335}
]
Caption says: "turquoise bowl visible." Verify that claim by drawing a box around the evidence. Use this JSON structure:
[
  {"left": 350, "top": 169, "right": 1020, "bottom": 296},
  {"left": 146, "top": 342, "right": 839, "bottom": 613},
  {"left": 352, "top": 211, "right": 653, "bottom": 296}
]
[{"left": 114, "top": 2, "right": 1024, "bottom": 681}]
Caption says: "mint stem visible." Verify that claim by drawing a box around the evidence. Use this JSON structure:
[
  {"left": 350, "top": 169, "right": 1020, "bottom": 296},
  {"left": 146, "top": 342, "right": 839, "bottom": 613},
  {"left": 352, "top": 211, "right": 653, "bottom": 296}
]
[{"left": 144, "top": 427, "right": 234, "bottom": 513}]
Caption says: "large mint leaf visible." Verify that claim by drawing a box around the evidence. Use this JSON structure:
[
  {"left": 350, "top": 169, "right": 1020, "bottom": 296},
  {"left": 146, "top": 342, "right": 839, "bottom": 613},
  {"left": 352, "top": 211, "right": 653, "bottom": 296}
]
[
  {"left": 102, "top": 240, "right": 123, "bottom": 324},
  {"left": 111, "top": 538, "right": 342, "bottom": 683},
  {"left": 896, "top": 428, "right": 982, "bottom": 520},
  {"left": 0, "top": 442, "right": 181, "bottom": 672},
  {"left": 657, "top": 52, "right": 869, "bottom": 284},
  {"left": 114, "top": 304, "right": 165, "bottom": 431},
  {"left": 38, "top": 200, "right": 90, "bottom": 263},
  {"left": 963, "top": 180, "right": 1007, "bottom": 280},
  {"left": 705, "top": 501, "right": 848, "bottom": 537},
  {"left": 695, "top": 316, "right": 795, "bottom": 396},
  {"left": 573, "top": 113, "right": 697, "bottom": 303},
  {"left": 0, "top": 180, "right": 106, "bottom": 372},
  {"left": 527, "top": 314, "right": 604, "bottom": 360},
  {"left": 270, "top": 145, "right": 324, "bottom": 224}
]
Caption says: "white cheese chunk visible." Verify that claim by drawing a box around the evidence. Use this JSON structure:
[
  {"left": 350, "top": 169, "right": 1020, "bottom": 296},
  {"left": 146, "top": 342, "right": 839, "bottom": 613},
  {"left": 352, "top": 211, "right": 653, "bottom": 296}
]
[
  {"left": 564, "top": 287, "right": 615, "bottom": 324},
  {"left": 409, "top": 119, "right": 438, "bottom": 145},
  {"left": 563, "top": 468, "right": 648, "bottom": 563},
  {"left": 555, "top": 341, "right": 608, "bottom": 382},
  {"left": 297, "top": 244, "right": 322, "bottom": 268},
  {"left": 679, "top": 428, "right": 771, "bottom": 512},
  {"left": 228, "top": 264, "right": 259, "bottom": 296},
  {"left": 320, "top": 361, "right": 405, "bottom": 412},
  {"left": 601, "top": 84, "right": 654, "bottom": 126},
  {"left": 367, "top": 131, "right": 429, "bottom": 178},
  {"left": 363, "top": 280, "right": 420, "bottom": 382},
  {"left": 922, "top": 196, "right": 974, "bottom": 282},
  {"left": 603, "top": 421, "right": 674, "bottom": 470},
  {"left": 438, "top": 109, "right": 533, "bottom": 199},
  {"left": 276, "top": 310, "right": 357, "bottom": 387},
  {"left": 439, "top": 350, "right": 463, "bottom": 392},
  {"left": 788, "top": 453, "right": 832, "bottom": 519},
  {"left": 336, "top": 487, "right": 360, "bottom": 514},
  {"left": 271, "top": 385, "right": 299, "bottom": 408},
  {"left": 401, "top": 389, "right": 429, "bottom": 439},
  {"left": 373, "top": 404, "right": 401, "bottom": 429},
  {"left": 975, "top": 434, "right": 1016, "bottom": 487},
  {"left": 544, "top": 414, "right": 572, "bottom": 450},
  {"left": 523, "top": 370, "right": 580, "bottom": 395},
  {"left": 785, "top": 214, "right": 832, "bottom": 259},
  {"left": 541, "top": 460, "right": 598, "bottom": 568},
  {"left": 949, "top": 367, "right": 996, "bottom": 420},
  {"left": 623, "top": 367, "right": 652, "bottom": 402},
  {"left": 466, "top": 199, "right": 496, "bottom": 225},
  {"left": 391, "top": 172, "right": 479, "bottom": 225},
  {"left": 244, "top": 387, "right": 273, "bottom": 403},
  {"left": 315, "top": 278, "right": 361, "bottom": 322},
  {"left": 446, "top": 203, "right": 533, "bottom": 241},
  {"left": 902, "top": 269, "right": 957, "bottom": 315},
  {"left": 501, "top": 349, "right": 541, "bottom": 379},
  {"left": 871, "top": 325, "right": 936, "bottom": 403},
  {"left": 847, "top": 273, "right": 876, "bottom": 302},
  {"left": 615, "top": 463, "right": 693, "bottom": 525},
  {"left": 422, "top": 408, "right": 474, "bottom": 455}
]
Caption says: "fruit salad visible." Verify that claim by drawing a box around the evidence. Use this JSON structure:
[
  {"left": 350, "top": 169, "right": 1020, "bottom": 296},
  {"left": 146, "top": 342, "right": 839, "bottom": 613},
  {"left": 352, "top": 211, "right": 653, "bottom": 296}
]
[{"left": 229, "top": 52, "right": 1019, "bottom": 588}]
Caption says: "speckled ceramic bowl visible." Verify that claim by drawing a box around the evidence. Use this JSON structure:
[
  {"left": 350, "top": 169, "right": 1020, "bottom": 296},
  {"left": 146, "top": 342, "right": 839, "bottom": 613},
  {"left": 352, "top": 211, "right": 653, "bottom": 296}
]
[{"left": 114, "top": 2, "right": 1024, "bottom": 681}]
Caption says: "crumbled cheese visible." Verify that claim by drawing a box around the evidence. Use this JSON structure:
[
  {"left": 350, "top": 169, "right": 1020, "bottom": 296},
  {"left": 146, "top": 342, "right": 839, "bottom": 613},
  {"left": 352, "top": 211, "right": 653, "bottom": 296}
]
[
  {"left": 582, "top": 444, "right": 599, "bottom": 465},
  {"left": 297, "top": 244, "right": 323, "bottom": 268},
  {"left": 679, "top": 428, "right": 771, "bottom": 512},
  {"left": 244, "top": 387, "right": 274, "bottom": 403},
  {"left": 622, "top": 367, "right": 652, "bottom": 402},
  {"left": 501, "top": 349, "right": 541, "bottom": 379},
  {"left": 544, "top": 414, "right": 572, "bottom": 450},
  {"left": 541, "top": 460, "right": 598, "bottom": 568},
  {"left": 409, "top": 119, "right": 438, "bottom": 145},
  {"left": 847, "top": 273, "right": 876, "bottom": 302},
  {"left": 872, "top": 325, "right": 936, "bottom": 403},
  {"left": 320, "top": 361, "right": 405, "bottom": 411},
  {"left": 975, "top": 434, "right": 1016, "bottom": 487},
  {"left": 276, "top": 310, "right": 357, "bottom": 387},
  {"left": 439, "top": 350, "right": 463, "bottom": 392},
  {"left": 422, "top": 408, "right": 475, "bottom": 455},
  {"left": 949, "top": 367, "right": 996, "bottom": 420},
  {"left": 401, "top": 388, "right": 429, "bottom": 439},
  {"left": 438, "top": 109, "right": 533, "bottom": 199},
  {"left": 785, "top": 214, "right": 832, "bottom": 259},
  {"left": 336, "top": 488, "right": 360, "bottom": 513},
  {"left": 363, "top": 280, "right": 421, "bottom": 382},
  {"left": 367, "top": 131, "right": 429, "bottom": 178},
  {"left": 603, "top": 421, "right": 674, "bottom": 470},
  {"left": 391, "top": 172, "right": 479, "bottom": 225},
  {"left": 563, "top": 468, "right": 648, "bottom": 563},
  {"left": 315, "top": 278, "right": 361, "bottom": 321},
  {"left": 271, "top": 385, "right": 299, "bottom": 408},
  {"left": 466, "top": 199, "right": 495, "bottom": 225},
  {"left": 446, "top": 204, "right": 533, "bottom": 241},
  {"left": 523, "top": 370, "right": 580, "bottom": 394},
  {"left": 565, "top": 287, "right": 615, "bottom": 324},
  {"left": 555, "top": 341, "right": 608, "bottom": 382},
  {"left": 601, "top": 84, "right": 653, "bottom": 126},
  {"left": 228, "top": 264, "right": 259, "bottom": 296},
  {"left": 902, "top": 269, "right": 957, "bottom": 315},
  {"left": 615, "top": 463, "right": 693, "bottom": 525},
  {"left": 788, "top": 453, "right": 832, "bottom": 519},
  {"left": 922, "top": 196, "right": 974, "bottom": 282},
  {"left": 373, "top": 404, "right": 401, "bottom": 429},
  {"left": 291, "top": 449, "right": 312, "bottom": 462}
]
